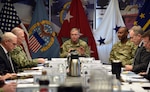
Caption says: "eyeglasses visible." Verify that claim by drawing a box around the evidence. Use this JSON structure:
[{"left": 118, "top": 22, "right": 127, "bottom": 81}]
[
  {"left": 7, "top": 40, "right": 17, "bottom": 46},
  {"left": 11, "top": 42, "right": 17, "bottom": 46}
]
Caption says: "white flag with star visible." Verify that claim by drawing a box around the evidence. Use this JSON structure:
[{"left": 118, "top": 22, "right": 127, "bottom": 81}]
[{"left": 93, "top": 0, "right": 125, "bottom": 63}]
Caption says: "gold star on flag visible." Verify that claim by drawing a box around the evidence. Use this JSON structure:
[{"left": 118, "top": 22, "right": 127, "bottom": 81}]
[
  {"left": 64, "top": 11, "right": 73, "bottom": 23},
  {"left": 134, "top": 21, "right": 138, "bottom": 25},
  {"left": 140, "top": 13, "right": 145, "bottom": 19}
]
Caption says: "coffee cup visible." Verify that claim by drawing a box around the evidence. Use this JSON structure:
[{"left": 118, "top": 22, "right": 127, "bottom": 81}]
[{"left": 111, "top": 60, "right": 122, "bottom": 79}]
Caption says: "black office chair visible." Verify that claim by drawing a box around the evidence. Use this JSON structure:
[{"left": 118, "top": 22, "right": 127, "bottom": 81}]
[{"left": 61, "top": 37, "right": 88, "bottom": 44}]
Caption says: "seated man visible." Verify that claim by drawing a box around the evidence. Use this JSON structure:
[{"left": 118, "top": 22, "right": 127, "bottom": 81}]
[
  {"left": 60, "top": 28, "right": 90, "bottom": 57},
  {"left": 0, "top": 32, "right": 18, "bottom": 74},
  {"left": 10, "top": 27, "right": 45, "bottom": 70},
  {"left": 109, "top": 27, "right": 136, "bottom": 66},
  {"left": 125, "top": 26, "right": 150, "bottom": 74},
  {"left": 138, "top": 30, "right": 150, "bottom": 80}
]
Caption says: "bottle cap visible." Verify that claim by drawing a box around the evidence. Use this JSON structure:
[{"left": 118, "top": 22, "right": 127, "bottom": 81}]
[{"left": 42, "top": 70, "right": 47, "bottom": 75}]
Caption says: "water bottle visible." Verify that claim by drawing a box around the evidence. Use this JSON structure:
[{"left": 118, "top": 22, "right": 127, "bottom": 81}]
[{"left": 39, "top": 70, "right": 49, "bottom": 92}]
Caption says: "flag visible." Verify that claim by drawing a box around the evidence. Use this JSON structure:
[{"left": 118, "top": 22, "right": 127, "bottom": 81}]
[
  {"left": 134, "top": 0, "right": 150, "bottom": 31},
  {"left": 93, "top": 0, "right": 125, "bottom": 63},
  {"left": 57, "top": 0, "right": 98, "bottom": 59},
  {"left": 28, "top": 0, "right": 60, "bottom": 59},
  {"left": 0, "top": 1, "right": 21, "bottom": 32},
  {"left": 0, "top": 1, "right": 31, "bottom": 59}
]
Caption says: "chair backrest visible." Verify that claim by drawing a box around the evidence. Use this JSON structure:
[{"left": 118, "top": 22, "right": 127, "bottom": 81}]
[
  {"left": 61, "top": 37, "right": 70, "bottom": 43},
  {"left": 61, "top": 37, "right": 88, "bottom": 44}
]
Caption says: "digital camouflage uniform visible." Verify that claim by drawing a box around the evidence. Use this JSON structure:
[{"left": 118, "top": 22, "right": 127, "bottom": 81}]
[
  {"left": 10, "top": 46, "right": 38, "bottom": 69},
  {"left": 109, "top": 39, "right": 137, "bottom": 66},
  {"left": 0, "top": 88, "right": 3, "bottom": 92},
  {"left": 60, "top": 39, "right": 90, "bottom": 57}
]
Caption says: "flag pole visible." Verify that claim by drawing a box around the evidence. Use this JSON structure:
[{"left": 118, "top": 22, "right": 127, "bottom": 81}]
[{"left": 20, "top": 23, "right": 32, "bottom": 60}]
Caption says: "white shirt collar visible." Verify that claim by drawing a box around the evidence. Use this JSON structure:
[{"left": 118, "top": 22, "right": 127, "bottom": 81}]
[
  {"left": 146, "top": 62, "right": 150, "bottom": 74},
  {"left": 139, "top": 40, "right": 144, "bottom": 47}
]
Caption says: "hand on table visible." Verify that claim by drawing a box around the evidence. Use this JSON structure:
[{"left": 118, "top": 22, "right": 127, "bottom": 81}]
[
  {"left": 1, "top": 73, "right": 17, "bottom": 80},
  {"left": 37, "top": 58, "right": 45, "bottom": 64},
  {"left": 139, "top": 72, "right": 147, "bottom": 76},
  {"left": 124, "top": 65, "right": 133, "bottom": 71},
  {"left": 76, "top": 46, "right": 85, "bottom": 55},
  {"left": 2, "top": 82, "right": 17, "bottom": 92}
]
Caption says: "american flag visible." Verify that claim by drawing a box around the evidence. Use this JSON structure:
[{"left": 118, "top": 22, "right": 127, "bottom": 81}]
[
  {"left": 0, "top": 1, "right": 32, "bottom": 59},
  {"left": 29, "top": 35, "right": 42, "bottom": 53},
  {"left": 0, "top": 1, "right": 21, "bottom": 32},
  {"left": 29, "top": 32, "right": 45, "bottom": 53}
]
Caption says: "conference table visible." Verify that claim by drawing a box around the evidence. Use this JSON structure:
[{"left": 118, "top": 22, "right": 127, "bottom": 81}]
[
  {"left": 104, "top": 64, "right": 150, "bottom": 92},
  {"left": 6, "top": 58, "right": 150, "bottom": 92}
]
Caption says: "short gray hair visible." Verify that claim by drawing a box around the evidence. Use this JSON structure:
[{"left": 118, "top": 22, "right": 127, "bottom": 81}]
[
  {"left": 0, "top": 32, "right": 17, "bottom": 42},
  {"left": 129, "top": 25, "right": 144, "bottom": 35},
  {"left": 11, "top": 27, "right": 24, "bottom": 36},
  {"left": 70, "top": 28, "right": 80, "bottom": 33}
]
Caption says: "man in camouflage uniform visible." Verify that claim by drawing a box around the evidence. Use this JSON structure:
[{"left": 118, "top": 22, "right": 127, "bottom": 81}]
[
  {"left": 60, "top": 28, "right": 90, "bottom": 58},
  {"left": 109, "top": 27, "right": 136, "bottom": 67},
  {"left": 9, "top": 27, "right": 45, "bottom": 70}
]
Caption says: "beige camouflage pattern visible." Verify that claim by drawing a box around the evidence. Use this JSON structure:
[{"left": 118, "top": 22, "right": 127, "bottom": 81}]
[
  {"left": 10, "top": 46, "right": 38, "bottom": 69},
  {"left": 109, "top": 39, "right": 137, "bottom": 66},
  {"left": 60, "top": 39, "right": 90, "bottom": 57}
]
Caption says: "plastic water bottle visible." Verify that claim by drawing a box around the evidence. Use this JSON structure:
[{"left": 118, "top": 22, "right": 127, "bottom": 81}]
[{"left": 39, "top": 70, "right": 49, "bottom": 92}]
